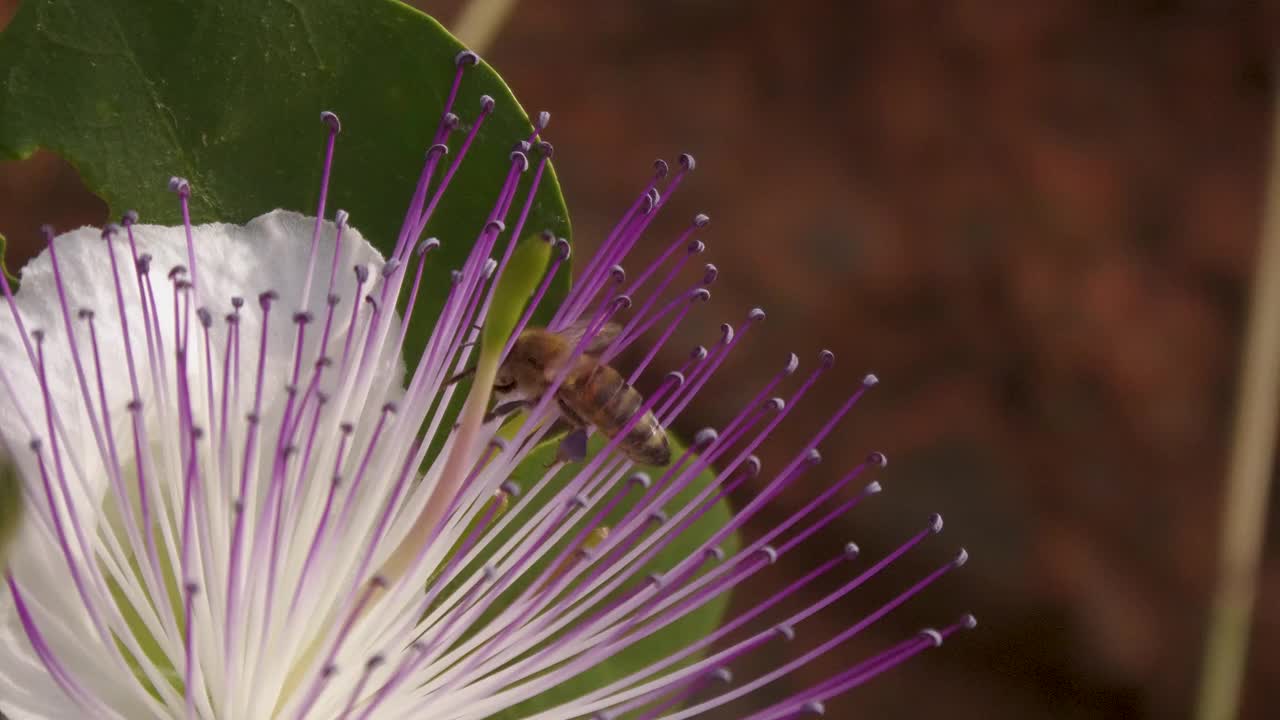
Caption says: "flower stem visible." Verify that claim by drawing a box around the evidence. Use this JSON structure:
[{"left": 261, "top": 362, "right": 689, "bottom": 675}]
[{"left": 1195, "top": 65, "right": 1280, "bottom": 720}]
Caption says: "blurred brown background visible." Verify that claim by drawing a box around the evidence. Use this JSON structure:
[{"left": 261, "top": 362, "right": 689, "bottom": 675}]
[{"left": 4, "top": 0, "right": 1280, "bottom": 718}]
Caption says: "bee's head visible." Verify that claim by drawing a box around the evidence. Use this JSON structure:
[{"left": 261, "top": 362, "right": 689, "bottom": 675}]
[{"left": 494, "top": 364, "right": 517, "bottom": 397}]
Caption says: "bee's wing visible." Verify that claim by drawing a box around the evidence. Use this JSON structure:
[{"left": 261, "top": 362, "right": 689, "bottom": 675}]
[{"left": 556, "top": 319, "right": 621, "bottom": 356}]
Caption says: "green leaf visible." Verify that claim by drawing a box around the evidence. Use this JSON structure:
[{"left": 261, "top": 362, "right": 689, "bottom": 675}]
[{"left": 0, "top": 0, "right": 570, "bottom": 365}]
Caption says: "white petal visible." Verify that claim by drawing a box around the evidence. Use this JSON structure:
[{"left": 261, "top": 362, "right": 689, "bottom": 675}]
[{"left": 0, "top": 210, "right": 390, "bottom": 718}]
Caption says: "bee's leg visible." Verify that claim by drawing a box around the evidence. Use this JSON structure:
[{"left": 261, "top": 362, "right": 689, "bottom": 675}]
[
  {"left": 555, "top": 397, "right": 589, "bottom": 427},
  {"left": 555, "top": 427, "right": 589, "bottom": 465},
  {"left": 484, "top": 399, "right": 532, "bottom": 424},
  {"left": 547, "top": 397, "right": 589, "bottom": 466}
]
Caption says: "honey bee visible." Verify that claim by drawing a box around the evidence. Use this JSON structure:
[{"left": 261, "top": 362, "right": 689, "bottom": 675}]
[{"left": 487, "top": 322, "right": 671, "bottom": 466}]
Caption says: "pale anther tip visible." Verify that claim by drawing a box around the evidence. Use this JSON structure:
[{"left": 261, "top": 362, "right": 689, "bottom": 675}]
[
  {"left": 804, "top": 700, "right": 826, "bottom": 716},
  {"left": 427, "top": 143, "right": 450, "bottom": 158},
  {"left": 702, "top": 263, "right": 718, "bottom": 283},
  {"left": 775, "top": 623, "right": 795, "bottom": 642},
  {"left": 929, "top": 513, "right": 944, "bottom": 533},
  {"left": 679, "top": 152, "right": 697, "bottom": 170},
  {"left": 819, "top": 349, "right": 835, "bottom": 367},
  {"left": 536, "top": 110, "right": 551, "bottom": 129},
  {"left": 963, "top": 613, "right": 978, "bottom": 629},
  {"left": 784, "top": 352, "right": 800, "bottom": 374},
  {"left": 319, "top": 110, "right": 342, "bottom": 133},
  {"left": 510, "top": 150, "right": 529, "bottom": 171},
  {"left": 629, "top": 472, "right": 652, "bottom": 489},
  {"left": 479, "top": 94, "right": 496, "bottom": 112},
  {"left": 689, "top": 240, "right": 707, "bottom": 255},
  {"left": 535, "top": 140, "right": 554, "bottom": 158},
  {"left": 122, "top": 209, "right": 139, "bottom": 225},
  {"left": 758, "top": 545, "right": 778, "bottom": 564},
  {"left": 611, "top": 294, "right": 632, "bottom": 310},
  {"left": 862, "top": 372, "right": 880, "bottom": 387},
  {"left": 868, "top": 451, "right": 888, "bottom": 468},
  {"left": 719, "top": 323, "right": 735, "bottom": 344},
  {"left": 744, "top": 455, "right": 762, "bottom": 475},
  {"left": 455, "top": 49, "right": 479, "bottom": 66},
  {"left": 690, "top": 345, "right": 708, "bottom": 360},
  {"left": 920, "top": 628, "right": 945, "bottom": 647},
  {"left": 693, "top": 212, "right": 711, "bottom": 228},
  {"left": 553, "top": 238, "right": 571, "bottom": 259},
  {"left": 865, "top": 480, "right": 883, "bottom": 494},
  {"left": 693, "top": 427, "right": 718, "bottom": 447},
  {"left": 844, "top": 542, "right": 860, "bottom": 558},
  {"left": 954, "top": 547, "right": 969, "bottom": 567},
  {"left": 749, "top": 307, "right": 766, "bottom": 321},
  {"left": 443, "top": 112, "right": 460, "bottom": 130},
  {"left": 335, "top": 209, "right": 349, "bottom": 227},
  {"left": 805, "top": 448, "right": 822, "bottom": 463},
  {"left": 714, "top": 667, "right": 734, "bottom": 684},
  {"left": 653, "top": 158, "right": 670, "bottom": 178},
  {"left": 664, "top": 370, "right": 686, "bottom": 387},
  {"left": 101, "top": 223, "right": 120, "bottom": 238},
  {"left": 692, "top": 288, "right": 712, "bottom": 302},
  {"left": 417, "top": 238, "right": 440, "bottom": 255}
]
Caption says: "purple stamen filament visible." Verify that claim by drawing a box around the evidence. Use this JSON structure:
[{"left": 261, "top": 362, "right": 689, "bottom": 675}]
[{"left": 0, "top": 56, "right": 971, "bottom": 720}]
